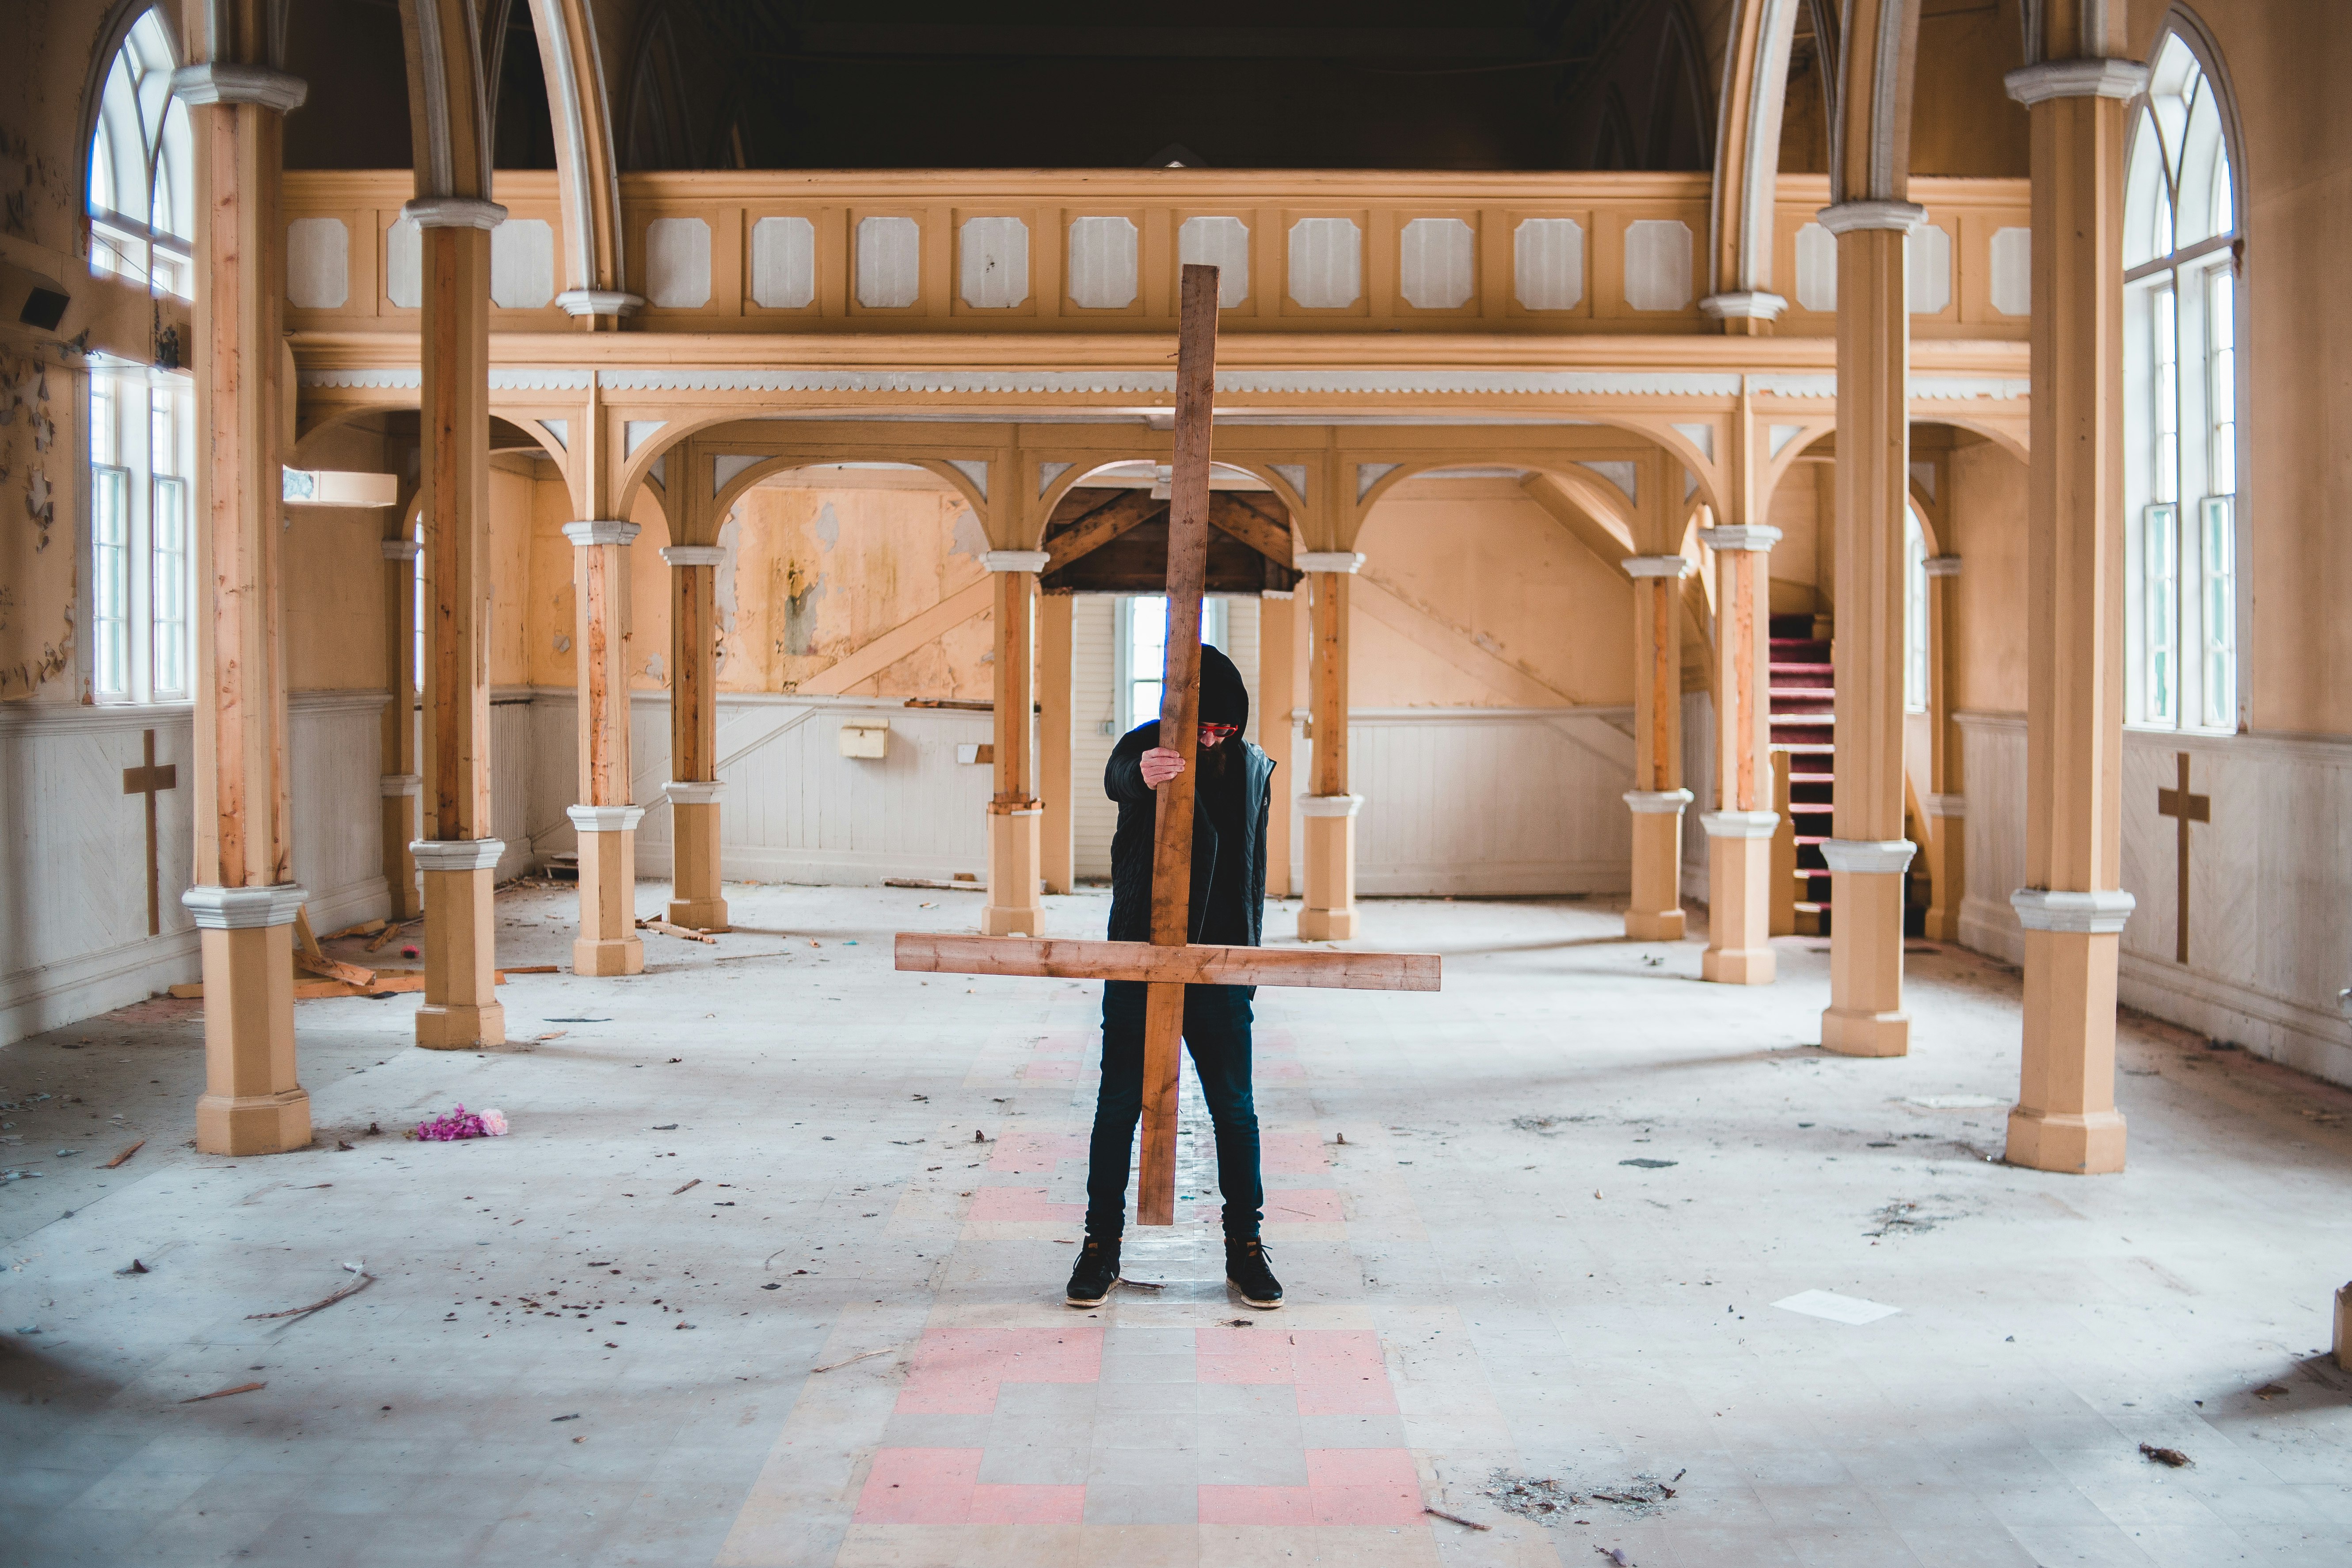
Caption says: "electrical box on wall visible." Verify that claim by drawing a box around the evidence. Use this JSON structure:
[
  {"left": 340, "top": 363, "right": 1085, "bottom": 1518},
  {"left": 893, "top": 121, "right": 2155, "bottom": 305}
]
[{"left": 838, "top": 720, "right": 889, "bottom": 759}]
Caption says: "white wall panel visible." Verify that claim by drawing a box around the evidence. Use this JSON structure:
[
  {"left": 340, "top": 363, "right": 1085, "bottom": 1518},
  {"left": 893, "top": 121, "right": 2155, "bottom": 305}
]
[
  {"left": 959, "top": 216, "right": 1030, "bottom": 309},
  {"left": 1513, "top": 218, "right": 1584, "bottom": 310},
  {"left": 1398, "top": 218, "right": 1474, "bottom": 309},
  {"left": 286, "top": 217, "right": 348, "bottom": 309},
  {"left": 1286, "top": 217, "right": 1361, "bottom": 309},
  {"left": 490, "top": 218, "right": 556, "bottom": 309},
  {"left": 1909, "top": 222, "right": 1953, "bottom": 316},
  {"left": 750, "top": 216, "right": 817, "bottom": 309},
  {"left": 644, "top": 217, "right": 712, "bottom": 308},
  {"left": 1066, "top": 217, "right": 1138, "bottom": 310},
  {"left": 1794, "top": 222, "right": 1836, "bottom": 312},
  {"left": 1177, "top": 217, "right": 1250, "bottom": 306},
  {"left": 857, "top": 216, "right": 923, "bottom": 308},
  {"left": 1622, "top": 219, "right": 1693, "bottom": 311},
  {"left": 384, "top": 216, "right": 421, "bottom": 309},
  {"left": 1989, "top": 226, "right": 2032, "bottom": 316}
]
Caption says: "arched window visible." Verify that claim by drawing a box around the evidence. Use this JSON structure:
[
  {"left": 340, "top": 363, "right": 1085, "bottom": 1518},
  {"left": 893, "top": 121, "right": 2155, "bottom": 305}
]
[
  {"left": 2124, "top": 20, "right": 2243, "bottom": 732},
  {"left": 1904, "top": 509, "right": 1930, "bottom": 715},
  {"left": 88, "top": 8, "right": 190, "bottom": 299},
  {"left": 86, "top": 8, "right": 194, "bottom": 704}
]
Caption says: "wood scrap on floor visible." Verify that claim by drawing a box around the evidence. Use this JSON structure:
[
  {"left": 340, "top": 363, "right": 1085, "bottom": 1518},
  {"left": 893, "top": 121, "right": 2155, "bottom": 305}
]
[
  {"left": 99, "top": 1140, "right": 144, "bottom": 1169},
  {"left": 636, "top": 917, "right": 718, "bottom": 944},
  {"left": 365, "top": 920, "right": 415, "bottom": 953},
  {"left": 179, "top": 1381, "right": 265, "bottom": 1404},
  {"left": 293, "top": 906, "right": 326, "bottom": 961},
  {"left": 294, "top": 950, "right": 377, "bottom": 988},
  {"left": 1423, "top": 1507, "right": 1490, "bottom": 1532},
  {"left": 323, "top": 919, "right": 387, "bottom": 940},
  {"left": 245, "top": 1267, "right": 375, "bottom": 1321},
  {"left": 810, "top": 1346, "right": 896, "bottom": 1374}
]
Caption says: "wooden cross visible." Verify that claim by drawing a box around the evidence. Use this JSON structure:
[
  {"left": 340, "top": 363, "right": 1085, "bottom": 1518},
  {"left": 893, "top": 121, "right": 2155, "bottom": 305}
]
[
  {"left": 895, "top": 263, "right": 1441, "bottom": 1226},
  {"left": 122, "top": 729, "right": 177, "bottom": 936},
  {"left": 2156, "top": 751, "right": 2209, "bottom": 964}
]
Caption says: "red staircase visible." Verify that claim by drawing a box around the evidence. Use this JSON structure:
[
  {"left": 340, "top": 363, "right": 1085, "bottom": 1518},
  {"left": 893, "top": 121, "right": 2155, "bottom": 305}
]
[{"left": 1769, "top": 615, "right": 1835, "bottom": 934}]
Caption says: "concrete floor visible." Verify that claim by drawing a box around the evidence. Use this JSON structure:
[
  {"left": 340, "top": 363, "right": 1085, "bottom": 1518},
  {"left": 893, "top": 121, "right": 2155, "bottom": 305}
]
[{"left": 4, "top": 883, "right": 2350, "bottom": 1568}]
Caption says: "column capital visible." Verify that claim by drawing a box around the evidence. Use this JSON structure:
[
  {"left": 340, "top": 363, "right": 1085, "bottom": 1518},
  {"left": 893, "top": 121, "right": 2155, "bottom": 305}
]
[
  {"left": 2005, "top": 59, "right": 2151, "bottom": 106},
  {"left": 659, "top": 544, "right": 726, "bottom": 567},
  {"left": 181, "top": 883, "right": 308, "bottom": 930},
  {"left": 1822, "top": 837, "right": 1917, "bottom": 873},
  {"left": 1699, "top": 291, "right": 1787, "bottom": 322},
  {"left": 1699, "top": 526, "right": 1782, "bottom": 553},
  {"left": 1297, "top": 793, "right": 1363, "bottom": 818},
  {"left": 568, "top": 804, "right": 646, "bottom": 833},
  {"left": 1924, "top": 554, "right": 1964, "bottom": 578},
  {"left": 563, "top": 520, "right": 641, "bottom": 548},
  {"left": 380, "top": 773, "right": 421, "bottom": 798},
  {"left": 409, "top": 838, "right": 506, "bottom": 872},
  {"left": 980, "top": 550, "right": 1051, "bottom": 573},
  {"left": 1622, "top": 555, "right": 1692, "bottom": 579},
  {"left": 381, "top": 539, "right": 421, "bottom": 562},
  {"left": 169, "top": 64, "right": 307, "bottom": 113},
  {"left": 1623, "top": 789, "right": 1694, "bottom": 814},
  {"left": 1818, "top": 200, "right": 1928, "bottom": 236},
  {"left": 2011, "top": 887, "right": 2134, "bottom": 933},
  {"left": 664, "top": 780, "right": 727, "bottom": 804},
  {"left": 402, "top": 196, "right": 507, "bottom": 230},
  {"left": 1296, "top": 552, "right": 1365, "bottom": 575},
  {"left": 1700, "top": 809, "right": 1780, "bottom": 839},
  {"left": 556, "top": 289, "right": 644, "bottom": 318}
]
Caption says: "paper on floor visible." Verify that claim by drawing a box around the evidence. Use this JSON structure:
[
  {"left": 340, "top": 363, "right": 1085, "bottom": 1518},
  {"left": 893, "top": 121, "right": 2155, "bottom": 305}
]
[{"left": 1772, "top": 1289, "right": 1901, "bottom": 1325}]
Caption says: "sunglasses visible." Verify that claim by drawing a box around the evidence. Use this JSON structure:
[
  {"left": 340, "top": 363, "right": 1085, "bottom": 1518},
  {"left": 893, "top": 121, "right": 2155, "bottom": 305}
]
[{"left": 1198, "top": 722, "right": 1240, "bottom": 744}]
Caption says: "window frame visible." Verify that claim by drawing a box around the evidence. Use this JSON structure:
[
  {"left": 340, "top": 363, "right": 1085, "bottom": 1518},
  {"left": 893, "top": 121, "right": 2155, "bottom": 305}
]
[
  {"left": 86, "top": 361, "right": 195, "bottom": 706},
  {"left": 1115, "top": 594, "right": 1229, "bottom": 738},
  {"left": 83, "top": 5, "right": 191, "bottom": 301},
  {"left": 2122, "top": 12, "right": 2247, "bottom": 736}
]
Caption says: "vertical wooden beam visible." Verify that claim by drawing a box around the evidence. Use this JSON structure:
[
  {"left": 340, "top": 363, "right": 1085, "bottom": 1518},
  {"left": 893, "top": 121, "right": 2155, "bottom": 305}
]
[
  {"left": 981, "top": 555, "right": 1047, "bottom": 935},
  {"left": 1296, "top": 556, "right": 1361, "bottom": 940},
  {"left": 2004, "top": 45, "right": 2148, "bottom": 1174},
  {"left": 1039, "top": 592, "right": 1075, "bottom": 895},
  {"left": 1624, "top": 556, "right": 1693, "bottom": 940},
  {"left": 1922, "top": 553, "right": 1966, "bottom": 940},
  {"left": 565, "top": 517, "right": 644, "bottom": 974},
  {"left": 662, "top": 531, "right": 730, "bottom": 932},
  {"left": 171, "top": 35, "right": 312, "bottom": 1154},
  {"left": 379, "top": 476, "right": 422, "bottom": 920},
  {"left": 1258, "top": 590, "right": 1297, "bottom": 900},
  {"left": 1137, "top": 262, "right": 1220, "bottom": 1228},
  {"left": 1700, "top": 400, "right": 1782, "bottom": 980}
]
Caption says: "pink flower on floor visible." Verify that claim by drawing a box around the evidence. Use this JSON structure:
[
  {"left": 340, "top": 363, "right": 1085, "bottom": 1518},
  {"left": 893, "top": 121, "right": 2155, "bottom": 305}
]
[{"left": 409, "top": 1104, "right": 506, "bottom": 1141}]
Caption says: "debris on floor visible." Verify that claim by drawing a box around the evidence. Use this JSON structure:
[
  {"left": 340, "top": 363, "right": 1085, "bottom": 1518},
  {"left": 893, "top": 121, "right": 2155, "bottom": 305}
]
[
  {"left": 1485, "top": 1468, "right": 1680, "bottom": 1523},
  {"left": 115, "top": 1258, "right": 148, "bottom": 1275},
  {"left": 410, "top": 1105, "right": 509, "bottom": 1141},
  {"left": 2140, "top": 1443, "right": 2193, "bottom": 1467},
  {"left": 100, "top": 1139, "right": 144, "bottom": 1168},
  {"left": 1618, "top": 1157, "right": 1676, "bottom": 1168},
  {"left": 245, "top": 1263, "right": 376, "bottom": 1321},
  {"left": 1423, "top": 1505, "right": 1489, "bottom": 1531},
  {"left": 1772, "top": 1289, "right": 1901, "bottom": 1325},
  {"left": 179, "top": 1381, "right": 265, "bottom": 1404},
  {"left": 2253, "top": 1382, "right": 2290, "bottom": 1400}
]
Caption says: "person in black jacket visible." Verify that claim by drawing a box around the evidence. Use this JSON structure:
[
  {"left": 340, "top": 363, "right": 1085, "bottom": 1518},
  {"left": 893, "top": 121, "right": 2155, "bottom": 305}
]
[{"left": 1065, "top": 643, "right": 1284, "bottom": 1311}]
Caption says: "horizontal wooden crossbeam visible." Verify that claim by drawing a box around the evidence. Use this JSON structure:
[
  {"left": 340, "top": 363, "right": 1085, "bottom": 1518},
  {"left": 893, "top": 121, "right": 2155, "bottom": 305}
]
[{"left": 895, "top": 932, "right": 1440, "bottom": 991}]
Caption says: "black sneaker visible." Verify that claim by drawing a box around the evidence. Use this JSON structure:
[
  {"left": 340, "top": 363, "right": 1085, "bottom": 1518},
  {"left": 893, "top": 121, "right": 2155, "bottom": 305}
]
[
  {"left": 1065, "top": 1236, "right": 1120, "bottom": 1307},
  {"left": 1225, "top": 1237, "right": 1283, "bottom": 1309}
]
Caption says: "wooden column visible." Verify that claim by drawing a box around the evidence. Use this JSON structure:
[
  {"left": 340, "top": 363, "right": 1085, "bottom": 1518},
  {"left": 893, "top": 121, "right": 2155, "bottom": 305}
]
[
  {"left": 379, "top": 529, "right": 422, "bottom": 920},
  {"left": 1698, "top": 502, "right": 1781, "bottom": 982},
  {"left": 1298, "top": 555, "right": 1360, "bottom": 940},
  {"left": 1922, "top": 554, "right": 1967, "bottom": 941},
  {"left": 981, "top": 552, "right": 1047, "bottom": 936},
  {"left": 565, "top": 519, "right": 644, "bottom": 974},
  {"left": 1259, "top": 590, "right": 1299, "bottom": 900},
  {"left": 1624, "top": 555, "right": 1693, "bottom": 940},
  {"left": 1818, "top": 199, "right": 1922, "bottom": 1057},
  {"left": 170, "top": 49, "right": 311, "bottom": 1154},
  {"left": 661, "top": 543, "right": 729, "bottom": 931},
  {"left": 2003, "top": 51, "right": 2149, "bottom": 1175},
  {"left": 409, "top": 195, "right": 507, "bottom": 1051},
  {"left": 1039, "top": 591, "right": 1074, "bottom": 896}
]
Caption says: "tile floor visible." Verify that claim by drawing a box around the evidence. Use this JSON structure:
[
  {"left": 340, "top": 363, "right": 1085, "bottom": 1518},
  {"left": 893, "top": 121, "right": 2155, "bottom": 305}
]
[{"left": 3, "top": 883, "right": 2350, "bottom": 1567}]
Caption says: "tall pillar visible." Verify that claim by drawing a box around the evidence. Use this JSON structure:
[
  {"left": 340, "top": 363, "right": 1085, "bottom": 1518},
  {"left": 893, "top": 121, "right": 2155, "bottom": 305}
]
[
  {"left": 1298, "top": 554, "right": 1361, "bottom": 940},
  {"left": 410, "top": 194, "right": 507, "bottom": 1051},
  {"left": 1922, "top": 554, "right": 1967, "bottom": 941},
  {"left": 379, "top": 534, "right": 422, "bottom": 919},
  {"left": 565, "top": 520, "right": 644, "bottom": 974},
  {"left": 1623, "top": 555, "right": 1692, "bottom": 940},
  {"left": 660, "top": 544, "right": 729, "bottom": 931},
  {"left": 980, "top": 552, "right": 1047, "bottom": 936},
  {"left": 1818, "top": 198, "right": 1922, "bottom": 1056},
  {"left": 1039, "top": 591, "right": 1074, "bottom": 896},
  {"left": 171, "top": 49, "right": 311, "bottom": 1153},
  {"left": 1699, "top": 522, "right": 1781, "bottom": 981},
  {"left": 2003, "top": 52, "right": 2148, "bottom": 1174},
  {"left": 1260, "top": 590, "right": 1298, "bottom": 900}
]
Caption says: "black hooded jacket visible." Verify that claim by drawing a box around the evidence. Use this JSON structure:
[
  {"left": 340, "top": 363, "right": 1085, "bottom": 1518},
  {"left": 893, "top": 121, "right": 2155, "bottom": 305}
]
[{"left": 1104, "top": 644, "right": 1275, "bottom": 949}]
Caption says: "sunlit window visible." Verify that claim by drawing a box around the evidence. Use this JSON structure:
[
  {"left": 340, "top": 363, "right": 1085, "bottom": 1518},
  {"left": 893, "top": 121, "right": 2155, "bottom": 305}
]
[
  {"left": 2124, "top": 27, "right": 2242, "bottom": 732},
  {"left": 1119, "top": 595, "right": 1227, "bottom": 735},
  {"left": 1904, "top": 512, "right": 1929, "bottom": 714},
  {"left": 87, "top": 366, "right": 193, "bottom": 703},
  {"left": 88, "top": 9, "right": 191, "bottom": 299}
]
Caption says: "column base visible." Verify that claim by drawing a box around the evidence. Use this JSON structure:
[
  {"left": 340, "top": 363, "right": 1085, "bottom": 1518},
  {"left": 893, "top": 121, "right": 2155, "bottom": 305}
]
[
  {"left": 666, "top": 898, "right": 731, "bottom": 933},
  {"left": 2334, "top": 1283, "right": 2352, "bottom": 1374},
  {"left": 1298, "top": 906, "right": 1359, "bottom": 941},
  {"left": 572, "top": 936, "right": 644, "bottom": 977},
  {"left": 1701, "top": 946, "right": 1776, "bottom": 984},
  {"left": 2004, "top": 1105, "right": 2127, "bottom": 1174},
  {"left": 416, "top": 1001, "right": 509, "bottom": 1051},
  {"left": 984, "top": 805, "right": 1045, "bottom": 937},
  {"left": 1625, "top": 908, "right": 1687, "bottom": 942},
  {"left": 195, "top": 1087, "right": 312, "bottom": 1156},
  {"left": 1822, "top": 1005, "right": 1911, "bottom": 1057}
]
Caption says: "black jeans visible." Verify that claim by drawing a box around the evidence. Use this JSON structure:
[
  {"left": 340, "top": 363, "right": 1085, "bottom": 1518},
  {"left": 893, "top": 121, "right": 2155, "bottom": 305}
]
[{"left": 1086, "top": 982, "right": 1262, "bottom": 1240}]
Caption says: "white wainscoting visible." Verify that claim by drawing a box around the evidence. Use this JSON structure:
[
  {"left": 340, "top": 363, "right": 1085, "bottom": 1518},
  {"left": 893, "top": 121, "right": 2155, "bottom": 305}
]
[
  {"left": 1347, "top": 706, "right": 1636, "bottom": 896},
  {"left": 0, "top": 690, "right": 391, "bottom": 1044},
  {"left": 1958, "top": 711, "right": 2352, "bottom": 1089}
]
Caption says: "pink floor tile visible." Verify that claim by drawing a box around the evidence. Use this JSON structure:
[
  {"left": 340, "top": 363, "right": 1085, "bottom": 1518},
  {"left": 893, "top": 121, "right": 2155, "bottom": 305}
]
[
  {"left": 1195, "top": 1324, "right": 1297, "bottom": 1386},
  {"left": 853, "top": 1448, "right": 1084, "bottom": 1525},
  {"left": 1305, "top": 1449, "right": 1426, "bottom": 1526},
  {"left": 987, "top": 1127, "right": 1090, "bottom": 1173},
  {"left": 966, "top": 1187, "right": 1085, "bottom": 1223},
  {"left": 1260, "top": 1130, "right": 1330, "bottom": 1174},
  {"left": 1021, "top": 1060, "right": 1082, "bottom": 1081},
  {"left": 895, "top": 1326, "right": 1104, "bottom": 1415},
  {"left": 1293, "top": 1330, "right": 1397, "bottom": 1416},
  {"left": 1198, "top": 1485, "right": 1320, "bottom": 1526}
]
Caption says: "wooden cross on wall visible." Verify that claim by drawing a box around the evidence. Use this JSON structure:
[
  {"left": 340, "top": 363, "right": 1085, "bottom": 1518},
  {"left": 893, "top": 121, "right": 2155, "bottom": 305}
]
[
  {"left": 2156, "top": 751, "right": 2209, "bottom": 965},
  {"left": 122, "top": 729, "right": 177, "bottom": 937},
  {"left": 895, "top": 264, "right": 1441, "bottom": 1226}
]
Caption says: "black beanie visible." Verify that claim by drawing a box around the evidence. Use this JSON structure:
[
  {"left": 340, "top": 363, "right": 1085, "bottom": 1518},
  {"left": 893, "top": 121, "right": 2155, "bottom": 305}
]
[{"left": 1197, "top": 644, "right": 1249, "bottom": 731}]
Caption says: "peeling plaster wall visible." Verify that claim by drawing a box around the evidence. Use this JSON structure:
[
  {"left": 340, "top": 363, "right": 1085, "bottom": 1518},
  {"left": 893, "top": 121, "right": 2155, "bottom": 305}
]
[{"left": 0, "top": 343, "right": 77, "bottom": 701}]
